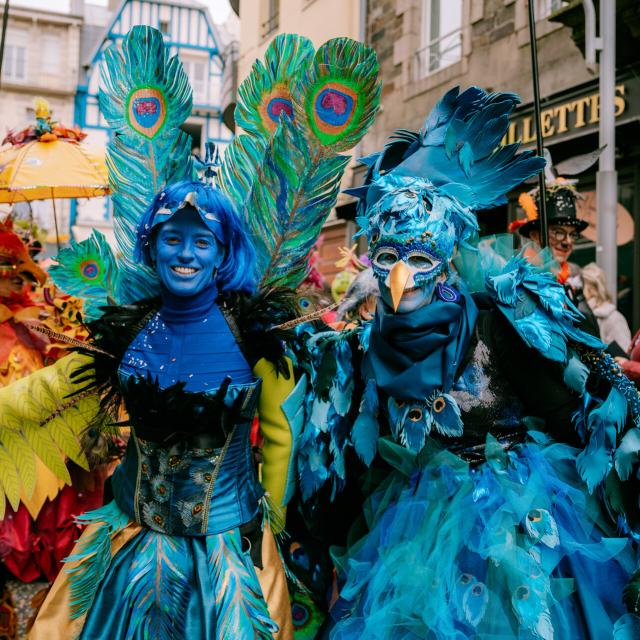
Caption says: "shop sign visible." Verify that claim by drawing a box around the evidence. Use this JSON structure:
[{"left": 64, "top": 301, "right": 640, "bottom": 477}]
[{"left": 503, "top": 78, "right": 639, "bottom": 146}]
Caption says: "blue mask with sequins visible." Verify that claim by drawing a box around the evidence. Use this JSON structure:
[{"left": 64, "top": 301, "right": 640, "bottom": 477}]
[
  {"left": 150, "top": 207, "right": 223, "bottom": 297},
  {"left": 358, "top": 175, "right": 477, "bottom": 313}
]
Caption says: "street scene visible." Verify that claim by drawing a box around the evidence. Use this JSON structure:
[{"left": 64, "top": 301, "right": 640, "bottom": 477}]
[{"left": 0, "top": 0, "right": 639, "bottom": 638}]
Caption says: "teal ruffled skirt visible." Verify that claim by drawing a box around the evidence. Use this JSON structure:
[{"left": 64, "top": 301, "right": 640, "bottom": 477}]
[{"left": 330, "top": 434, "right": 640, "bottom": 639}]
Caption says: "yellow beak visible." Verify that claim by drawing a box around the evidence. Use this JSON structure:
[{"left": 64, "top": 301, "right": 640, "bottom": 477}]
[{"left": 387, "top": 261, "right": 411, "bottom": 312}]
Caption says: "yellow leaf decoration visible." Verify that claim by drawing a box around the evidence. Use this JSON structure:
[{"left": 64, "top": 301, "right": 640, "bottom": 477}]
[{"left": 0, "top": 352, "right": 100, "bottom": 510}]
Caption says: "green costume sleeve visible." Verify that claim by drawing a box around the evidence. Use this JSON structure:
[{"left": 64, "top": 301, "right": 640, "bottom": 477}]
[{"left": 0, "top": 351, "right": 100, "bottom": 517}]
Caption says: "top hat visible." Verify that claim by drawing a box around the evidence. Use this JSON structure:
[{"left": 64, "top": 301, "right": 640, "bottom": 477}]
[{"left": 510, "top": 182, "right": 588, "bottom": 238}]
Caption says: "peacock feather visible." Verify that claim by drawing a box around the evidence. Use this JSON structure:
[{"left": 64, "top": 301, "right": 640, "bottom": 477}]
[
  {"left": 65, "top": 500, "right": 131, "bottom": 619},
  {"left": 49, "top": 230, "right": 118, "bottom": 320},
  {"left": 248, "top": 117, "right": 350, "bottom": 289},
  {"left": 206, "top": 528, "right": 278, "bottom": 639},
  {"left": 235, "top": 33, "right": 314, "bottom": 139},
  {"left": 51, "top": 26, "right": 195, "bottom": 311},
  {"left": 100, "top": 25, "right": 194, "bottom": 303},
  {"left": 220, "top": 34, "right": 381, "bottom": 290},
  {"left": 0, "top": 352, "right": 97, "bottom": 517},
  {"left": 123, "top": 530, "right": 193, "bottom": 639},
  {"left": 293, "top": 38, "right": 381, "bottom": 153}
]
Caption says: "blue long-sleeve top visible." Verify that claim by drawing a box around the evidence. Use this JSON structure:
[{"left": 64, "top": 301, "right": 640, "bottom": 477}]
[{"left": 113, "top": 281, "right": 265, "bottom": 536}]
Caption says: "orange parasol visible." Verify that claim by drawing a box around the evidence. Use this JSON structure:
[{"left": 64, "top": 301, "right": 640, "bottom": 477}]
[{"left": 0, "top": 99, "right": 109, "bottom": 250}]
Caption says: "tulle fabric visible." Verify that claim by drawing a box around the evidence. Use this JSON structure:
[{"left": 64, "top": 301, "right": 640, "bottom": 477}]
[{"left": 330, "top": 435, "right": 637, "bottom": 639}]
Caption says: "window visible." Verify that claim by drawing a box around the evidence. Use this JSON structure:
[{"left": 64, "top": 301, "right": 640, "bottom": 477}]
[
  {"left": 41, "top": 33, "right": 62, "bottom": 76},
  {"left": 536, "top": 0, "right": 568, "bottom": 19},
  {"left": 160, "top": 19, "right": 170, "bottom": 36},
  {"left": 2, "top": 29, "right": 28, "bottom": 83},
  {"left": 182, "top": 57, "right": 207, "bottom": 104},
  {"left": 416, "top": 0, "right": 462, "bottom": 78},
  {"left": 261, "top": 0, "right": 279, "bottom": 39}
]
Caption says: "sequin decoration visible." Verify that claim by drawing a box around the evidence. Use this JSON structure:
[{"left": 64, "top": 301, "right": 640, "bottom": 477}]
[{"left": 127, "top": 87, "right": 167, "bottom": 139}]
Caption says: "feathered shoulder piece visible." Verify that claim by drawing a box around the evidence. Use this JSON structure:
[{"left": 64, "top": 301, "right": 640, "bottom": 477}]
[
  {"left": 351, "top": 86, "right": 545, "bottom": 213},
  {"left": 219, "top": 34, "right": 381, "bottom": 291},
  {"left": 461, "top": 239, "right": 640, "bottom": 503},
  {"left": 69, "top": 298, "right": 161, "bottom": 420},
  {"left": 293, "top": 323, "right": 370, "bottom": 501},
  {"left": 220, "top": 287, "right": 312, "bottom": 376}
]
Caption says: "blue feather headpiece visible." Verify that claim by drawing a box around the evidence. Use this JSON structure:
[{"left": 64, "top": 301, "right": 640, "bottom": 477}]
[{"left": 349, "top": 86, "right": 546, "bottom": 258}]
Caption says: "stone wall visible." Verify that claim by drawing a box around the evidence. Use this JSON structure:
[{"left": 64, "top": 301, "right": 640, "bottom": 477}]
[{"left": 363, "top": 0, "right": 594, "bottom": 152}]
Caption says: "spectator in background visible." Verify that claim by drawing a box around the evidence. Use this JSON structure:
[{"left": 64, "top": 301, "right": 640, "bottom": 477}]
[
  {"left": 510, "top": 182, "right": 600, "bottom": 338},
  {"left": 581, "top": 262, "right": 632, "bottom": 352},
  {"left": 620, "top": 330, "right": 640, "bottom": 386}
]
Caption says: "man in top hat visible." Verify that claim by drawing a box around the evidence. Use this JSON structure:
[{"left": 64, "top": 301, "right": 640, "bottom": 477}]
[{"left": 510, "top": 181, "right": 601, "bottom": 339}]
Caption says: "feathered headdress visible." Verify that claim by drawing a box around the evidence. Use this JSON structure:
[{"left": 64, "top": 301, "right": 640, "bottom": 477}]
[
  {"left": 49, "top": 28, "right": 380, "bottom": 318},
  {"left": 511, "top": 179, "right": 587, "bottom": 237},
  {"left": 348, "top": 86, "right": 546, "bottom": 248}
]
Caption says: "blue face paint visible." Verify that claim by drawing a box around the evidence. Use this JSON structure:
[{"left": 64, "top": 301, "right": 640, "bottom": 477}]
[{"left": 150, "top": 207, "right": 222, "bottom": 297}]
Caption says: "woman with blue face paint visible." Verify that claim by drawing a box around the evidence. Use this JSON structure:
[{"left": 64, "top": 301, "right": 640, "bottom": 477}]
[{"left": 29, "top": 180, "right": 299, "bottom": 639}]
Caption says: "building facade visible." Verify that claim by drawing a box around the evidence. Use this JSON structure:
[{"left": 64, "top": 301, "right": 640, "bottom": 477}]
[
  {"left": 0, "top": 3, "right": 83, "bottom": 243},
  {"left": 362, "top": 0, "right": 640, "bottom": 328},
  {"left": 72, "top": 0, "right": 233, "bottom": 240}
]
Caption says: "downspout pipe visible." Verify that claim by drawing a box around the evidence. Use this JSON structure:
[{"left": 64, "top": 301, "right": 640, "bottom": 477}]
[{"left": 595, "top": 0, "right": 617, "bottom": 298}]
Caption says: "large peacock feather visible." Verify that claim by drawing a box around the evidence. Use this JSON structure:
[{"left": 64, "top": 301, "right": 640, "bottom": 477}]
[
  {"left": 235, "top": 33, "right": 314, "bottom": 139},
  {"left": 206, "top": 529, "right": 278, "bottom": 638},
  {"left": 0, "top": 352, "right": 98, "bottom": 517},
  {"left": 245, "top": 117, "right": 350, "bottom": 288},
  {"left": 50, "top": 26, "right": 194, "bottom": 309},
  {"left": 100, "top": 25, "right": 194, "bottom": 302},
  {"left": 293, "top": 38, "right": 381, "bottom": 153},
  {"left": 220, "top": 34, "right": 381, "bottom": 290}
]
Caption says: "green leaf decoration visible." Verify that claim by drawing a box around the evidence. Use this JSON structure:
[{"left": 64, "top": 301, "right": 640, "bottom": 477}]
[
  {"left": 2, "top": 431, "right": 37, "bottom": 500},
  {"left": 0, "top": 448, "right": 20, "bottom": 511},
  {"left": 0, "top": 353, "right": 99, "bottom": 509}
]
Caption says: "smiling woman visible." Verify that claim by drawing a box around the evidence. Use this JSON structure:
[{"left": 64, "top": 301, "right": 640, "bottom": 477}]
[
  {"left": 29, "top": 179, "right": 298, "bottom": 639},
  {"left": 151, "top": 209, "right": 222, "bottom": 298}
]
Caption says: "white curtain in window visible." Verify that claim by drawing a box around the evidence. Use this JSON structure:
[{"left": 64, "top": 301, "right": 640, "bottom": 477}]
[
  {"left": 420, "top": 0, "right": 462, "bottom": 76},
  {"left": 3, "top": 28, "right": 28, "bottom": 82},
  {"left": 182, "top": 57, "right": 207, "bottom": 104},
  {"left": 41, "top": 34, "right": 62, "bottom": 76}
]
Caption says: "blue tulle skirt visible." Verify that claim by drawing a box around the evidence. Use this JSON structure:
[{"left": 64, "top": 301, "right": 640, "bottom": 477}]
[{"left": 329, "top": 434, "right": 640, "bottom": 639}]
